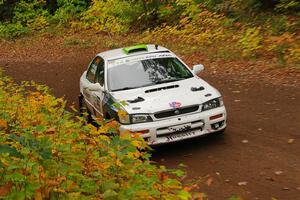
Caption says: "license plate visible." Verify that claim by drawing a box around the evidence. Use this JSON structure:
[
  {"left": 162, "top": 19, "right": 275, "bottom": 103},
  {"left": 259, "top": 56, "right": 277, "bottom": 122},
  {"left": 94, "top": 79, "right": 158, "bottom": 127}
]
[
  {"left": 166, "top": 130, "right": 197, "bottom": 142},
  {"left": 168, "top": 123, "right": 192, "bottom": 132}
]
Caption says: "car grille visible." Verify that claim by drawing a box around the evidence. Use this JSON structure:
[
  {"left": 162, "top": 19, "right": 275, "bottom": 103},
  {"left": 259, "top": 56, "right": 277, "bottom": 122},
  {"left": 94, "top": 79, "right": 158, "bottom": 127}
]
[{"left": 154, "top": 105, "right": 199, "bottom": 119}]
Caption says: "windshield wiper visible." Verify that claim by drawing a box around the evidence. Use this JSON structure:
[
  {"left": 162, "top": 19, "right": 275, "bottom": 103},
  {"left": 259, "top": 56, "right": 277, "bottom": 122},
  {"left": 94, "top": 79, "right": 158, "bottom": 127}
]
[
  {"left": 112, "top": 87, "right": 138, "bottom": 92},
  {"left": 155, "top": 78, "right": 184, "bottom": 84}
]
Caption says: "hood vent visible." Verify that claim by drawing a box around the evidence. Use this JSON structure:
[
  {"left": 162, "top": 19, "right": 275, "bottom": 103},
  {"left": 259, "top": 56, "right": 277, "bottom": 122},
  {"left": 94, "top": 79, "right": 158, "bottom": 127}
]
[
  {"left": 191, "top": 86, "right": 205, "bottom": 91},
  {"left": 145, "top": 85, "right": 179, "bottom": 93},
  {"left": 127, "top": 96, "right": 144, "bottom": 103}
]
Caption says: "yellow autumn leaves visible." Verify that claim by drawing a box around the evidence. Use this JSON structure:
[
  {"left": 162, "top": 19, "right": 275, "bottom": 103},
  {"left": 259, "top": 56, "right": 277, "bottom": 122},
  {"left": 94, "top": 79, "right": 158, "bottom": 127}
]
[{"left": 0, "top": 71, "right": 190, "bottom": 199}]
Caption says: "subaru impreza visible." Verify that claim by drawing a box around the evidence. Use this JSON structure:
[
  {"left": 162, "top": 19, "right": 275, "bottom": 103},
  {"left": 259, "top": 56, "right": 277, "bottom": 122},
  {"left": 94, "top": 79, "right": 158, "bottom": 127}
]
[{"left": 79, "top": 44, "right": 227, "bottom": 145}]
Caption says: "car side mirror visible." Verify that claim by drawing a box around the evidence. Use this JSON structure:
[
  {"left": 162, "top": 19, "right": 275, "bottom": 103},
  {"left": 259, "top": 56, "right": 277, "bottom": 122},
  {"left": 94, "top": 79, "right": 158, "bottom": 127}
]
[
  {"left": 87, "top": 83, "right": 104, "bottom": 92},
  {"left": 192, "top": 64, "right": 204, "bottom": 74}
]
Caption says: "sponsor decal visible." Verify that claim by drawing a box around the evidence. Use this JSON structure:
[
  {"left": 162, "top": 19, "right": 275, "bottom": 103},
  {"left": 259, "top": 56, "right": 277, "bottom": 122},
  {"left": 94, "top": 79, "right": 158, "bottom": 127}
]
[
  {"left": 169, "top": 101, "right": 181, "bottom": 109},
  {"left": 103, "top": 93, "right": 109, "bottom": 104},
  {"left": 108, "top": 53, "right": 174, "bottom": 67},
  {"left": 95, "top": 96, "right": 102, "bottom": 108}
]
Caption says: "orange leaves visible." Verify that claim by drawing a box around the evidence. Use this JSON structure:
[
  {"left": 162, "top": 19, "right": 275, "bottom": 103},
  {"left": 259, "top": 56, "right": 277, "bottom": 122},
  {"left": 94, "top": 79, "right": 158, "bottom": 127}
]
[
  {"left": 120, "top": 129, "right": 141, "bottom": 139},
  {"left": 266, "top": 32, "right": 300, "bottom": 64},
  {"left": 34, "top": 189, "right": 43, "bottom": 200},
  {"left": 270, "top": 32, "right": 296, "bottom": 44},
  {"left": 184, "top": 183, "right": 200, "bottom": 192},
  {"left": 45, "top": 176, "right": 67, "bottom": 189},
  {"left": 267, "top": 32, "right": 296, "bottom": 52},
  {"left": 131, "top": 140, "right": 143, "bottom": 148},
  {"left": 127, "top": 151, "right": 141, "bottom": 159},
  {"left": 0, "top": 72, "right": 190, "bottom": 199},
  {"left": 51, "top": 148, "right": 60, "bottom": 157},
  {"left": 0, "top": 119, "right": 8, "bottom": 130},
  {"left": 45, "top": 127, "right": 56, "bottom": 135},
  {"left": 115, "top": 159, "right": 123, "bottom": 167},
  {"left": 117, "top": 109, "right": 128, "bottom": 122},
  {"left": 157, "top": 172, "right": 169, "bottom": 182},
  {"left": 0, "top": 182, "right": 12, "bottom": 197},
  {"left": 106, "top": 120, "right": 119, "bottom": 130}
]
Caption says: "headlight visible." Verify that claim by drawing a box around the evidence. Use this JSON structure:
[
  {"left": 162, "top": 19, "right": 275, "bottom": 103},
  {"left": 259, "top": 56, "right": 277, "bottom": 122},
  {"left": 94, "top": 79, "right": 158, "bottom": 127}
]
[
  {"left": 131, "top": 114, "right": 153, "bottom": 124},
  {"left": 119, "top": 112, "right": 152, "bottom": 124},
  {"left": 118, "top": 111, "right": 130, "bottom": 124},
  {"left": 202, "top": 97, "right": 223, "bottom": 111}
]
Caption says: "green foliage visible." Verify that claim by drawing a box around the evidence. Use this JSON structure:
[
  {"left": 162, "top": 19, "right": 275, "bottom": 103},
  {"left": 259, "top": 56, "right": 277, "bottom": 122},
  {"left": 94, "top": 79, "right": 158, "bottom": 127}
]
[
  {"left": 0, "top": 0, "right": 299, "bottom": 66},
  {"left": 270, "top": 16, "right": 288, "bottom": 35},
  {"left": 0, "top": 71, "right": 190, "bottom": 199},
  {"left": 81, "top": 0, "right": 143, "bottom": 33},
  {"left": 238, "top": 27, "right": 263, "bottom": 57},
  {"left": 12, "top": 0, "right": 49, "bottom": 29},
  {"left": 176, "top": 0, "right": 202, "bottom": 19},
  {"left": 266, "top": 32, "right": 300, "bottom": 65},
  {"left": 0, "top": 22, "right": 30, "bottom": 39},
  {"left": 52, "top": 0, "right": 88, "bottom": 26},
  {"left": 0, "top": 0, "right": 49, "bottom": 38},
  {"left": 275, "top": 0, "right": 300, "bottom": 12}
]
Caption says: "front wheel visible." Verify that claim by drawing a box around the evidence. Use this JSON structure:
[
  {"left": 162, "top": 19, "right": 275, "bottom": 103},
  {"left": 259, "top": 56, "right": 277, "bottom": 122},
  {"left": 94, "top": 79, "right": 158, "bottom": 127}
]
[{"left": 79, "top": 94, "right": 92, "bottom": 124}]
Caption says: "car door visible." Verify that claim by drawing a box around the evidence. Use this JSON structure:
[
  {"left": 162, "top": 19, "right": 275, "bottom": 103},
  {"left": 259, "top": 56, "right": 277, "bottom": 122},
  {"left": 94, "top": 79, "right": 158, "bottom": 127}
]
[
  {"left": 93, "top": 58, "right": 105, "bottom": 117},
  {"left": 81, "top": 56, "right": 105, "bottom": 117}
]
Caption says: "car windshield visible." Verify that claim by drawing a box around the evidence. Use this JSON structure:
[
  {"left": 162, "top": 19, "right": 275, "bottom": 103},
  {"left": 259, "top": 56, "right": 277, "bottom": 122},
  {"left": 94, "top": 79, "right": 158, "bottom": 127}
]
[{"left": 108, "top": 56, "right": 194, "bottom": 91}]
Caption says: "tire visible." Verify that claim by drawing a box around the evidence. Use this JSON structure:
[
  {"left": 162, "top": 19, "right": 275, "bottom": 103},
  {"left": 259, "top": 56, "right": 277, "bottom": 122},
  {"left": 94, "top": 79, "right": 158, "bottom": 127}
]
[{"left": 79, "top": 94, "right": 92, "bottom": 124}]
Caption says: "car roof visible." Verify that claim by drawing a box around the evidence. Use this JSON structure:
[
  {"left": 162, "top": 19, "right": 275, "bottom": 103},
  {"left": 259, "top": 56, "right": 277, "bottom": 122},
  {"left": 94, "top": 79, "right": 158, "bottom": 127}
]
[{"left": 96, "top": 44, "right": 172, "bottom": 61}]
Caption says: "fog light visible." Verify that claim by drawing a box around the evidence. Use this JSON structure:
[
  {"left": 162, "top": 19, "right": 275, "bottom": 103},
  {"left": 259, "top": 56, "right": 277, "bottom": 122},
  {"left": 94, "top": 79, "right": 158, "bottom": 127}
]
[{"left": 211, "top": 121, "right": 225, "bottom": 130}]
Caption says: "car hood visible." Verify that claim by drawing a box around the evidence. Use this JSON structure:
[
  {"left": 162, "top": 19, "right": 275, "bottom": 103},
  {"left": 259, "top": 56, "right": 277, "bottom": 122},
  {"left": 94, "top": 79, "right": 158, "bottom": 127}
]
[{"left": 109, "top": 77, "right": 221, "bottom": 114}]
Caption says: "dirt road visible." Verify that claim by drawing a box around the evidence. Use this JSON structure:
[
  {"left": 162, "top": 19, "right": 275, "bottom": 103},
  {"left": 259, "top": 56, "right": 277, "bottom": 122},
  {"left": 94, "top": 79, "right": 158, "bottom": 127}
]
[{"left": 1, "top": 55, "right": 300, "bottom": 199}]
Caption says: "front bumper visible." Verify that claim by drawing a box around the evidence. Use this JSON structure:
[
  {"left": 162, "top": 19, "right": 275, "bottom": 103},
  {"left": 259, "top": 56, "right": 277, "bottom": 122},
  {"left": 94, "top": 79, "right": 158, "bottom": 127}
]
[{"left": 119, "top": 106, "right": 227, "bottom": 145}]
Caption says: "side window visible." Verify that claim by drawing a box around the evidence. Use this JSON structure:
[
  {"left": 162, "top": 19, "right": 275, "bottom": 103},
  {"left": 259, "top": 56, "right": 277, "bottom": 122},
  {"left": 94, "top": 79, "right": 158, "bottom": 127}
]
[
  {"left": 87, "top": 57, "right": 101, "bottom": 83},
  {"left": 96, "top": 59, "right": 105, "bottom": 86}
]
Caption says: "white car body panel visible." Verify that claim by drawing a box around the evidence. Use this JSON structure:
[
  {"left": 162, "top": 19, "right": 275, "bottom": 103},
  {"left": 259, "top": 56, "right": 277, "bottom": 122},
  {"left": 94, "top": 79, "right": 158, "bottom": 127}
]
[{"left": 110, "top": 77, "right": 221, "bottom": 114}]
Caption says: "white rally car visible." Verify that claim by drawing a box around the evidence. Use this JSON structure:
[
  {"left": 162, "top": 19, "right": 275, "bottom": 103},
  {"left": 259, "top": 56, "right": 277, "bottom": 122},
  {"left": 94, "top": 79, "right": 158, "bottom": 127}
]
[{"left": 79, "top": 44, "right": 227, "bottom": 145}]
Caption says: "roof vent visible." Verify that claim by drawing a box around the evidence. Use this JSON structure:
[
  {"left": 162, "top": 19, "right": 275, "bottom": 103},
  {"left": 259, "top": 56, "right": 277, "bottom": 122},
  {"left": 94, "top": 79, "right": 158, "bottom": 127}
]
[{"left": 123, "top": 44, "right": 148, "bottom": 55}]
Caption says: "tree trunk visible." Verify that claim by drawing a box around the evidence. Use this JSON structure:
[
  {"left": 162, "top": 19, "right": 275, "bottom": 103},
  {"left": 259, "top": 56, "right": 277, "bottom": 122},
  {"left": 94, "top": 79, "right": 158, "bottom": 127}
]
[{"left": 46, "top": 0, "right": 58, "bottom": 14}]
